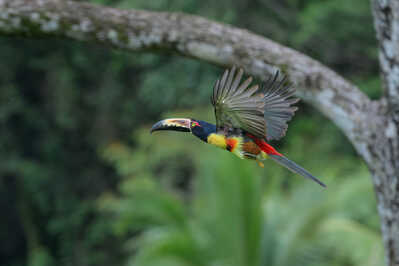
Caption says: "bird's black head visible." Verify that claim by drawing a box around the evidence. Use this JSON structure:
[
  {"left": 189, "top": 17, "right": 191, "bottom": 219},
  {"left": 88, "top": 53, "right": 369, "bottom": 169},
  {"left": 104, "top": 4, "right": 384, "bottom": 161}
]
[
  {"left": 150, "top": 118, "right": 216, "bottom": 142},
  {"left": 190, "top": 119, "right": 216, "bottom": 142}
]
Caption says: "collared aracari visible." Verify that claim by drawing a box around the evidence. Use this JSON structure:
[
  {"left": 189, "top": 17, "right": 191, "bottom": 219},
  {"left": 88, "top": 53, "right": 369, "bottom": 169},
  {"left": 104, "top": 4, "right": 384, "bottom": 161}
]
[{"left": 151, "top": 67, "right": 325, "bottom": 187}]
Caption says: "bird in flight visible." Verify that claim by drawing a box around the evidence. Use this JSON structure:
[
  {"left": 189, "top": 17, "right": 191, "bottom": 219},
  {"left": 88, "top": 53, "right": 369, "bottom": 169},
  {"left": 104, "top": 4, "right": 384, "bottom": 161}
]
[{"left": 151, "top": 67, "right": 325, "bottom": 187}]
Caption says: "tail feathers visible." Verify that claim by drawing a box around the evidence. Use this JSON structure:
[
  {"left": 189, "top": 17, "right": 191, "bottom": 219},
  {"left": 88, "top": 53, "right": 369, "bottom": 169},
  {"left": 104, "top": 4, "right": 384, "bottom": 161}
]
[{"left": 269, "top": 154, "right": 326, "bottom": 188}]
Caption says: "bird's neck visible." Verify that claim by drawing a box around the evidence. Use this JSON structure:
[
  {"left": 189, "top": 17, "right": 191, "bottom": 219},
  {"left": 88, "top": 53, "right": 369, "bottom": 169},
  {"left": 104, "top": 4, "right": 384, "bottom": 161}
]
[{"left": 191, "top": 120, "right": 216, "bottom": 142}]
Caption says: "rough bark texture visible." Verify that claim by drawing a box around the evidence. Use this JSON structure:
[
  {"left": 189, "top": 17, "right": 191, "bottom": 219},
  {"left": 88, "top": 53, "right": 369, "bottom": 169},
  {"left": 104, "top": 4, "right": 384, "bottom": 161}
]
[
  {"left": 0, "top": 0, "right": 398, "bottom": 265},
  {"left": 371, "top": 1, "right": 399, "bottom": 265},
  {"left": 372, "top": 0, "right": 399, "bottom": 106}
]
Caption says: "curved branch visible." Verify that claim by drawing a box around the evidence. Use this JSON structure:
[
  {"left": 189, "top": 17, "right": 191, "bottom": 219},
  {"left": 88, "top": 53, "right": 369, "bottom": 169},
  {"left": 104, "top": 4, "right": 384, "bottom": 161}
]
[
  {"left": 0, "top": 0, "right": 373, "bottom": 146},
  {"left": 3, "top": 1, "right": 399, "bottom": 265}
]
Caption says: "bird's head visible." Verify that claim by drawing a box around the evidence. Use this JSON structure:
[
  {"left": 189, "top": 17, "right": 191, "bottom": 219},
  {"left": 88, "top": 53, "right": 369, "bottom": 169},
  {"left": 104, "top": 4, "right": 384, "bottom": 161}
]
[{"left": 150, "top": 118, "right": 216, "bottom": 142}]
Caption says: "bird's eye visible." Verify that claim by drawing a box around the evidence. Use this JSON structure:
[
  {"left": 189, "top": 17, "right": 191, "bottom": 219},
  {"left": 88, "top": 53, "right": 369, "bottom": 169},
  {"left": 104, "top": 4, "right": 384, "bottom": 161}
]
[{"left": 191, "top": 121, "right": 200, "bottom": 127}]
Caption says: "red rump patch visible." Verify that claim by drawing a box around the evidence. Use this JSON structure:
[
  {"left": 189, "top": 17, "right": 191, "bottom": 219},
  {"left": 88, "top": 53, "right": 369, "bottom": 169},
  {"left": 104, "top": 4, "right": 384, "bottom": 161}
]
[
  {"left": 226, "top": 138, "right": 238, "bottom": 152},
  {"left": 246, "top": 133, "right": 282, "bottom": 156}
]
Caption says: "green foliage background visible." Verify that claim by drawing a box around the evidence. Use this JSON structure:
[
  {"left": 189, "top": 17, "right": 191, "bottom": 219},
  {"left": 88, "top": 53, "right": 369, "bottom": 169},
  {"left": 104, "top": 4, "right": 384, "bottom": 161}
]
[{"left": 0, "top": 0, "right": 382, "bottom": 265}]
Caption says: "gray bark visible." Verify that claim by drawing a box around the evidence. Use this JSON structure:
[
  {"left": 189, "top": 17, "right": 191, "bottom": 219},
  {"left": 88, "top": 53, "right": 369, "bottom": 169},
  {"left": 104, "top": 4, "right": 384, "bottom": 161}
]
[
  {"left": 372, "top": 0, "right": 399, "bottom": 107},
  {"left": 371, "top": 1, "right": 399, "bottom": 265},
  {"left": 0, "top": 0, "right": 398, "bottom": 265}
]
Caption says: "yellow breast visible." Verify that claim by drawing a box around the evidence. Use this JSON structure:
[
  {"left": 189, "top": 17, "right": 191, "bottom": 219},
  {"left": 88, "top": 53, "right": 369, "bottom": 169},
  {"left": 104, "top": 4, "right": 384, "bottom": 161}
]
[
  {"left": 207, "top": 133, "right": 227, "bottom": 149},
  {"left": 207, "top": 133, "right": 244, "bottom": 159}
]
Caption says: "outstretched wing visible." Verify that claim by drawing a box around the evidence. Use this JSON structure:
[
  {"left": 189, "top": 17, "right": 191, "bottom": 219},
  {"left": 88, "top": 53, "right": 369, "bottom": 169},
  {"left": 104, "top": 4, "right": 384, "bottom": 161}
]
[
  {"left": 211, "top": 67, "right": 266, "bottom": 138},
  {"left": 211, "top": 67, "right": 298, "bottom": 140},
  {"left": 261, "top": 72, "right": 299, "bottom": 141}
]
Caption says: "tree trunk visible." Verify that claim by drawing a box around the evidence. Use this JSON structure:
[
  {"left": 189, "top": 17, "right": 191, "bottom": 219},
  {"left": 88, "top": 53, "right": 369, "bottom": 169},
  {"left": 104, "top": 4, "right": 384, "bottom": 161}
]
[
  {"left": 367, "top": 113, "right": 399, "bottom": 266},
  {"left": 371, "top": 1, "right": 399, "bottom": 265},
  {"left": 0, "top": 0, "right": 398, "bottom": 265},
  {"left": 354, "top": 100, "right": 399, "bottom": 266}
]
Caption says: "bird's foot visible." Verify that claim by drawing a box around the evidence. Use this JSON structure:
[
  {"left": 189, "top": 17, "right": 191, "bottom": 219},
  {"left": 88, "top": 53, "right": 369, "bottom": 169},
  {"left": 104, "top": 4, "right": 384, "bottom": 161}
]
[{"left": 256, "top": 160, "right": 264, "bottom": 168}]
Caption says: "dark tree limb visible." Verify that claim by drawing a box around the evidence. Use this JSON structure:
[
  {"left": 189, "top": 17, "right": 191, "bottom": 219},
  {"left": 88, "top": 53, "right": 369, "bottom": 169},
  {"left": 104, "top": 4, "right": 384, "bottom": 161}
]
[{"left": 0, "top": 0, "right": 398, "bottom": 265}]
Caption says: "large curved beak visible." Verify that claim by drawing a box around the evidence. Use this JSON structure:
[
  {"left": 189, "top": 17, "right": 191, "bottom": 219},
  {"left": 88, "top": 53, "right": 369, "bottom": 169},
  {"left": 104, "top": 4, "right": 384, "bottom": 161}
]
[{"left": 150, "top": 118, "right": 192, "bottom": 133}]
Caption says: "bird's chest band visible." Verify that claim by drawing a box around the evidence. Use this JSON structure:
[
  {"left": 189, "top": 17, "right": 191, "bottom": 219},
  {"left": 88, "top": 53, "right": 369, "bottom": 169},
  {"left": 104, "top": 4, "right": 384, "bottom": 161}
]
[
  {"left": 207, "top": 134, "right": 243, "bottom": 158},
  {"left": 226, "top": 138, "right": 238, "bottom": 152}
]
